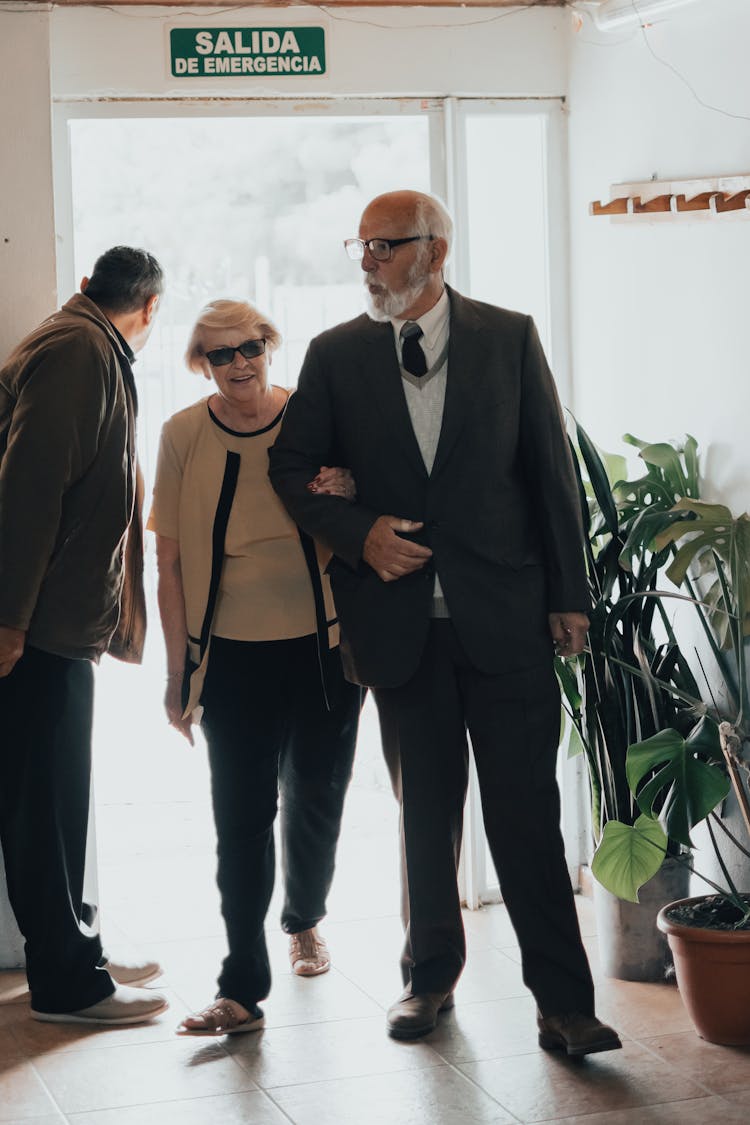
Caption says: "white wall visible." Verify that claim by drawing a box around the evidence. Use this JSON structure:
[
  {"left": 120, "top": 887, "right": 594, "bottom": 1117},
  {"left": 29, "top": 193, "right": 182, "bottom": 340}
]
[
  {"left": 0, "top": 7, "right": 56, "bottom": 964},
  {"left": 567, "top": 0, "right": 750, "bottom": 512},
  {"left": 50, "top": 4, "right": 567, "bottom": 99},
  {"left": 0, "top": 8, "right": 56, "bottom": 358}
]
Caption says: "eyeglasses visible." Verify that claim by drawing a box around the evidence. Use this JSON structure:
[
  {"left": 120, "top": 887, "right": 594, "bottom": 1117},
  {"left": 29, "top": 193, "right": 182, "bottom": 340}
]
[
  {"left": 204, "top": 338, "right": 266, "bottom": 367},
  {"left": 343, "top": 235, "right": 434, "bottom": 262}
]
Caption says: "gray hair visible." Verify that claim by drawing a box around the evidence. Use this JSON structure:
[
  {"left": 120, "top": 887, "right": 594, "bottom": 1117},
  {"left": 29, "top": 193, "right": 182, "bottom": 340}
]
[
  {"left": 84, "top": 246, "right": 163, "bottom": 313},
  {"left": 185, "top": 299, "right": 281, "bottom": 375},
  {"left": 414, "top": 193, "right": 453, "bottom": 257}
]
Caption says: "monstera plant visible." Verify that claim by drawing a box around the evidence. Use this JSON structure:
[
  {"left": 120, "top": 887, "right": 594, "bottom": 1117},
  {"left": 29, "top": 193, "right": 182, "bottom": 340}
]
[
  {"left": 590, "top": 493, "right": 750, "bottom": 918},
  {"left": 585, "top": 489, "right": 750, "bottom": 1044},
  {"left": 557, "top": 424, "right": 706, "bottom": 858}
]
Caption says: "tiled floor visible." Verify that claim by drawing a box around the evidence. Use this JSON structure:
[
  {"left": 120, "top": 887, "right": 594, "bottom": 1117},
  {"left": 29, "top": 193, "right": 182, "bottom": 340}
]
[{"left": 2, "top": 672, "right": 750, "bottom": 1123}]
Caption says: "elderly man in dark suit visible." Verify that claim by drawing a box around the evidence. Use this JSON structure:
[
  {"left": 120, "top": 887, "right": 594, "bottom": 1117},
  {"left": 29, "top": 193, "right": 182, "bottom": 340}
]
[{"left": 269, "top": 190, "right": 620, "bottom": 1055}]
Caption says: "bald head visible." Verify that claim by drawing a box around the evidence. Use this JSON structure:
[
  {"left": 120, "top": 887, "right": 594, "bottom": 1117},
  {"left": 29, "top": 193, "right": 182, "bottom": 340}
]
[
  {"left": 362, "top": 191, "right": 453, "bottom": 256},
  {"left": 358, "top": 190, "right": 452, "bottom": 322}
]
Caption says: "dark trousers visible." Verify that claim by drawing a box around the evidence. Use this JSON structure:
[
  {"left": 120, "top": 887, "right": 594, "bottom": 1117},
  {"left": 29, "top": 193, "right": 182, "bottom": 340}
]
[
  {"left": 0, "top": 646, "right": 114, "bottom": 1012},
  {"left": 374, "top": 620, "right": 595, "bottom": 1017},
  {"left": 199, "top": 634, "right": 362, "bottom": 1009}
]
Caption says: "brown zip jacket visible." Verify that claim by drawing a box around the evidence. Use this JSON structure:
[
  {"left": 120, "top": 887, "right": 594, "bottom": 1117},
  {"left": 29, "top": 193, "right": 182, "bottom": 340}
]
[{"left": 0, "top": 293, "right": 146, "bottom": 663}]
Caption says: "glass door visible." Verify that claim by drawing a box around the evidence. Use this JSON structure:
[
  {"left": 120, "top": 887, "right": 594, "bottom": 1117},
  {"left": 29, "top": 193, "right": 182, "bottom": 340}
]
[{"left": 53, "top": 95, "right": 576, "bottom": 911}]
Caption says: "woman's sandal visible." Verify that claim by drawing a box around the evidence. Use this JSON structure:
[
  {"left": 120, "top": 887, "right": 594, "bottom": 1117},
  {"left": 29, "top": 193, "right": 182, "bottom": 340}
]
[{"left": 177, "top": 998, "right": 265, "bottom": 1036}]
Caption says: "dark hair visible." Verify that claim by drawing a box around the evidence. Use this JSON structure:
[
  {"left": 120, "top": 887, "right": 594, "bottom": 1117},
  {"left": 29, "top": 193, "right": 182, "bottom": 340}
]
[{"left": 83, "top": 246, "right": 164, "bottom": 313}]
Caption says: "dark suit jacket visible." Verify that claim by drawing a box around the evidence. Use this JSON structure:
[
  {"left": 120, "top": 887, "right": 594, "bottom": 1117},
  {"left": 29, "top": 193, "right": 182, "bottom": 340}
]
[{"left": 269, "top": 286, "right": 589, "bottom": 688}]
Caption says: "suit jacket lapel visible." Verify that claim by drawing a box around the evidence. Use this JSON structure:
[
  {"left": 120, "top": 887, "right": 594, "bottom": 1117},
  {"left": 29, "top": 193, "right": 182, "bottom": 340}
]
[
  {"left": 431, "top": 287, "right": 487, "bottom": 480},
  {"left": 360, "top": 318, "right": 428, "bottom": 479}
]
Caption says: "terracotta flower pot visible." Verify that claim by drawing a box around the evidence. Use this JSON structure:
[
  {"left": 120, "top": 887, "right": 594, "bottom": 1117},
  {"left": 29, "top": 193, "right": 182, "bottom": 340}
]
[{"left": 657, "top": 895, "right": 750, "bottom": 1045}]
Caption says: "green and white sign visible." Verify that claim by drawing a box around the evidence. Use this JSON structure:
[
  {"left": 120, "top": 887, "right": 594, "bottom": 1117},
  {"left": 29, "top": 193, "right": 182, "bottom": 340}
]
[{"left": 170, "top": 27, "right": 326, "bottom": 78}]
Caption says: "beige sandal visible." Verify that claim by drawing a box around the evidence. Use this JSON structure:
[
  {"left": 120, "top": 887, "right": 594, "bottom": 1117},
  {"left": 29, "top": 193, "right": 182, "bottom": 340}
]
[
  {"left": 177, "top": 998, "right": 265, "bottom": 1036},
  {"left": 289, "top": 927, "right": 331, "bottom": 977}
]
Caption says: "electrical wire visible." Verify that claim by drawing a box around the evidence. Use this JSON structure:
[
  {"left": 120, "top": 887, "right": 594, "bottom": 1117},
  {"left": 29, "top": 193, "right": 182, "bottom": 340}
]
[{"left": 571, "top": 0, "right": 750, "bottom": 123}]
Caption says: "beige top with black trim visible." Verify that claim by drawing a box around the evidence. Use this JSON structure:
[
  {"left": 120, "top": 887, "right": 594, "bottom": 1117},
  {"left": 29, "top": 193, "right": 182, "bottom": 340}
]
[{"left": 147, "top": 393, "right": 338, "bottom": 713}]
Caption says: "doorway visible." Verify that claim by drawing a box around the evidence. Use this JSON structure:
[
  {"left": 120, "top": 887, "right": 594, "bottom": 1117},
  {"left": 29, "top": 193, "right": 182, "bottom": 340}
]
[{"left": 54, "top": 95, "right": 573, "bottom": 920}]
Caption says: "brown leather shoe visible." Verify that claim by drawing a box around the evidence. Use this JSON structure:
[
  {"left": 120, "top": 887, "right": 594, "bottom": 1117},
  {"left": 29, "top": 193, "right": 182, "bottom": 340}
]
[
  {"left": 386, "top": 988, "right": 455, "bottom": 1040},
  {"left": 537, "top": 1012, "right": 622, "bottom": 1057}
]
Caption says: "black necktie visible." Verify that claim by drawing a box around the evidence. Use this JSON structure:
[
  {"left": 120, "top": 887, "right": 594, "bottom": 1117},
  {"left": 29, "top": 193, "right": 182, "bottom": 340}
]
[{"left": 400, "top": 321, "right": 427, "bottom": 377}]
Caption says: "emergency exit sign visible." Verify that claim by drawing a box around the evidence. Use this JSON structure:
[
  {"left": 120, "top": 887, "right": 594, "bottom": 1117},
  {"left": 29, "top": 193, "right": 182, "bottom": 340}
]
[{"left": 170, "top": 27, "right": 326, "bottom": 77}]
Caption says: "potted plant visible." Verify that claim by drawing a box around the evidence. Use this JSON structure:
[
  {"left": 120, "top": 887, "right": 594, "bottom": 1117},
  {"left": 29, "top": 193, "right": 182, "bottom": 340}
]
[
  {"left": 590, "top": 493, "right": 750, "bottom": 1043},
  {"left": 558, "top": 423, "right": 704, "bottom": 980}
]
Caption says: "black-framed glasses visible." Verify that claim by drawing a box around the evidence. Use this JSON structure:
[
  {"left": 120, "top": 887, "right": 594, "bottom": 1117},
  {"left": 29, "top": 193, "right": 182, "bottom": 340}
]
[
  {"left": 343, "top": 235, "right": 434, "bottom": 262},
  {"left": 204, "top": 338, "right": 266, "bottom": 367}
]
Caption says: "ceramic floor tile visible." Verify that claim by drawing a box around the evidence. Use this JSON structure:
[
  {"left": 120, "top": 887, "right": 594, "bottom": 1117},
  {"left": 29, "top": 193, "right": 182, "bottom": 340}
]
[
  {"left": 453, "top": 948, "right": 528, "bottom": 1005},
  {"left": 640, "top": 1030, "right": 750, "bottom": 1093},
  {"left": 270, "top": 1065, "right": 517, "bottom": 1124},
  {"left": 0, "top": 1058, "right": 60, "bottom": 1121},
  {"left": 303, "top": 914, "right": 405, "bottom": 1008},
  {"left": 429, "top": 994, "right": 540, "bottom": 1063},
  {"left": 8, "top": 988, "right": 189, "bottom": 1057},
  {"left": 33, "top": 1038, "right": 256, "bottom": 1114},
  {"left": 555, "top": 1095, "right": 750, "bottom": 1124},
  {"left": 1, "top": 1118, "right": 64, "bottom": 1125},
  {"left": 462, "top": 905, "right": 520, "bottom": 952},
  {"left": 0, "top": 972, "right": 28, "bottom": 1006},
  {"left": 0, "top": 1027, "right": 22, "bottom": 1058},
  {"left": 593, "top": 982, "right": 694, "bottom": 1041},
  {"left": 458, "top": 1039, "right": 710, "bottom": 1122},
  {"left": 227, "top": 1013, "right": 442, "bottom": 1088},
  {"left": 256, "top": 967, "right": 384, "bottom": 1029},
  {"left": 724, "top": 1087, "right": 750, "bottom": 1109},
  {"left": 104, "top": 883, "right": 225, "bottom": 946},
  {"left": 66, "top": 1090, "right": 290, "bottom": 1125}
]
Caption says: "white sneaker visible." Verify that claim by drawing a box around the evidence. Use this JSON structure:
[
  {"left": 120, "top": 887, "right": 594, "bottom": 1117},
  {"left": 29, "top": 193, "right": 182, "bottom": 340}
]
[
  {"left": 105, "top": 957, "right": 162, "bottom": 987},
  {"left": 32, "top": 985, "right": 169, "bottom": 1026}
]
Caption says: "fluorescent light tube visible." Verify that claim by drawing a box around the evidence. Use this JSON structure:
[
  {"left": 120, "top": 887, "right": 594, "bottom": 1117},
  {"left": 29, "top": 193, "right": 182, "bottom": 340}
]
[{"left": 577, "top": 0, "right": 703, "bottom": 31}]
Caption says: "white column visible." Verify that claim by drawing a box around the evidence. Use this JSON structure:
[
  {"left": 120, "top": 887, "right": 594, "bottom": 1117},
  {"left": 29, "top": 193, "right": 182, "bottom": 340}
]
[
  {"left": 0, "top": 5, "right": 57, "bottom": 968},
  {"left": 0, "top": 5, "right": 57, "bottom": 358}
]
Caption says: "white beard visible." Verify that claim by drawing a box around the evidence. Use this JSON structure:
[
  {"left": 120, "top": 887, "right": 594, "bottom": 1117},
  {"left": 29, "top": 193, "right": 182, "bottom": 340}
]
[{"left": 363, "top": 260, "right": 431, "bottom": 322}]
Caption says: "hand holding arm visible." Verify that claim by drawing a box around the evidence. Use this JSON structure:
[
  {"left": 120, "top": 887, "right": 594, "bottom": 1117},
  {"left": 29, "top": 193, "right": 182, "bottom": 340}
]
[
  {"left": 548, "top": 611, "right": 589, "bottom": 657},
  {"left": 363, "top": 516, "right": 432, "bottom": 582},
  {"left": 0, "top": 625, "right": 26, "bottom": 678},
  {"left": 308, "top": 465, "right": 356, "bottom": 501}
]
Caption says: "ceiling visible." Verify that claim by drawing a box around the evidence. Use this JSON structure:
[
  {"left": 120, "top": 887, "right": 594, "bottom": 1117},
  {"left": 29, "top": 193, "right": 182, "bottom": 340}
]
[{"left": 47, "top": 1, "right": 566, "bottom": 8}]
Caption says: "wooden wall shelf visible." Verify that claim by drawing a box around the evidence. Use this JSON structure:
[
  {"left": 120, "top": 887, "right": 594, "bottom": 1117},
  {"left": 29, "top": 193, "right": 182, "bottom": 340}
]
[{"left": 590, "top": 176, "right": 750, "bottom": 221}]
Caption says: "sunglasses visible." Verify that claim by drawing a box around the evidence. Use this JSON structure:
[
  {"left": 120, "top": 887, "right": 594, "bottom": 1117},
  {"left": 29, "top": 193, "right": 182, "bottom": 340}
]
[{"left": 204, "top": 338, "right": 266, "bottom": 367}]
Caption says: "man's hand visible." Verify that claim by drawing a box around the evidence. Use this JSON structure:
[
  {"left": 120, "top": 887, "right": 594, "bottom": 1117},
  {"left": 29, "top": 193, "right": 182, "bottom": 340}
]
[
  {"left": 307, "top": 465, "right": 356, "bottom": 501},
  {"left": 548, "top": 612, "right": 589, "bottom": 657},
  {"left": 363, "top": 516, "right": 432, "bottom": 582},
  {"left": 0, "top": 625, "right": 26, "bottom": 678}
]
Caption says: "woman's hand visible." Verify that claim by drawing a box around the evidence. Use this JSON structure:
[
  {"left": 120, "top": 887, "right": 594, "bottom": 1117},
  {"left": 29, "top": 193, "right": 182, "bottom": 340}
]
[
  {"left": 307, "top": 465, "right": 356, "bottom": 501},
  {"left": 164, "top": 676, "right": 194, "bottom": 746}
]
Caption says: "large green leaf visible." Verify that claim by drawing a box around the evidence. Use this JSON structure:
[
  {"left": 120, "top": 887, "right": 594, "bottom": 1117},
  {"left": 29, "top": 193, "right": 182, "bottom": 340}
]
[
  {"left": 626, "top": 719, "right": 730, "bottom": 848},
  {"left": 575, "top": 421, "right": 619, "bottom": 537},
  {"left": 655, "top": 502, "right": 750, "bottom": 639},
  {"left": 591, "top": 814, "right": 668, "bottom": 903},
  {"left": 638, "top": 443, "right": 689, "bottom": 497}
]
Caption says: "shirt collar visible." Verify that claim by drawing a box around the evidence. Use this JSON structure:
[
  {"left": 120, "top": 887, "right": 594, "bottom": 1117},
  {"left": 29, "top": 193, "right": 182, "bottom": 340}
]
[
  {"left": 392, "top": 286, "right": 449, "bottom": 351},
  {"left": 107, "top": 321, "right": 136, "bottom": 364}
]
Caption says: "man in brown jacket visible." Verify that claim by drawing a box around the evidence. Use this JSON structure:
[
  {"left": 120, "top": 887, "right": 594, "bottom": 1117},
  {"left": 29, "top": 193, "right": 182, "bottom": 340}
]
[{"left": 0, "top": 247, "right": 168, "bottom": 1025}]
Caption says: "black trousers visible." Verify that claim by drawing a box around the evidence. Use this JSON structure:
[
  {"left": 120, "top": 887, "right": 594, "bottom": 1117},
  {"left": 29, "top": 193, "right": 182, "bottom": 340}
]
[
  {"left": 374, "top": 620, "right": 595, "bottom": 1017},
  {"left": 199, "top": 634, "right": 362, "bottom": 1009},
  {"left": 0, "top": 646, "right": 114, "bottom": 1012}
]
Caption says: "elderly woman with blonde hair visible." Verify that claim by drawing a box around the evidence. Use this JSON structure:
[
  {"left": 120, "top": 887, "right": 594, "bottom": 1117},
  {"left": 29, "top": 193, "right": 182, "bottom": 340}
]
[{"left": 148, "top": 299, "right": 362, "bottom": 1036}]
